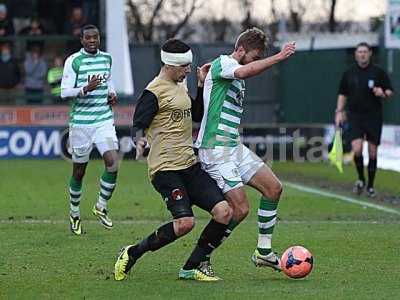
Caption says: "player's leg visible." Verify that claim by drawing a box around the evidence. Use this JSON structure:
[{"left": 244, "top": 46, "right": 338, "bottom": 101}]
[
  {"left": 365, "top": 117, "right": 382, "bottom": 197},
  {"left": 234, "top": 143, "right": 281, "bottom": 270},
  {"left": 180, "top": 164, "right": 233, "bottom": 280},
  {"left": 349, "top": 116, "right": 366, "bottom": 194},
  {"left": 352, "top": 138, "right": 365, "bottom": 194},
  {"left": 366, "top": 142, "right": 378, "bottom": 197},
  {"left": 114, "top": 171, "right": 195, "bottom": 281},
  {"left": 92, "top": 123, "right": 119, "bottom": 228},
  {"left": 68, "top": 126, "right": 93, "bottom": 235},
  {"left": 69, "top": 162, "right": 88, "bottom": 235},
  {"left": 197, "top": 149, "right": 250, "bottom": 261},
  {"left": 91, "top": 149, "right": 118, "bottom": 228},
  {"left": 246, "top": 165, "right": 282, "bottom": 270}
]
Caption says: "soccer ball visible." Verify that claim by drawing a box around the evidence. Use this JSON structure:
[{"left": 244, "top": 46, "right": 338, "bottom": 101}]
[{"left": 280, "top": 246, "right": 313, "bottom": 279}]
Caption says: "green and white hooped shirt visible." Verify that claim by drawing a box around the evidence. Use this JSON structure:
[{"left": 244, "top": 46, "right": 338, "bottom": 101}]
[
  {"left": 195, "top": 55, "right": 245, "bottom": 148},
  {"left": 61, "top": 48, "right": 115, "bottom": 126}
]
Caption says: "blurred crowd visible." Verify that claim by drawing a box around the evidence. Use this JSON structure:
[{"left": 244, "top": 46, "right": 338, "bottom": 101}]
[{"left": 0, "top": 0, "right": 99, "bottom": 104}]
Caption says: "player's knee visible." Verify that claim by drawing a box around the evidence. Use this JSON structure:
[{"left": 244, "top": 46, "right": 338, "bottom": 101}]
[
  {"left": 268, "top": 181, "right": 283, "bottom": 201},
  {"left": 174, "top": 217, "right": 195, "bottom": 236},
  {"left": 233, "top": 202, "right": 249, "bottom": 222},
  {"left": 105, "top": 160, "right": 119, "bottom": 173},
  {"left": 212, "top": 201, "right": 233, "bottom": 224},
  {"left": 105, "top": 157, "right": 119, "bottom": 173},
  {"left": 73, "top": 168, "right": 86, "bottom": 181},
  {"left": 369, "top": 150, "right": 377, "bottom": 160}
]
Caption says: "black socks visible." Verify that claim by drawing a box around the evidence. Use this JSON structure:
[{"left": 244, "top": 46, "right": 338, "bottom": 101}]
[
  {"left": 182, "top": 219, "right": 228, "bottom": 270},
  {"left": 128, "top": 222, "right": 177, "bottom": 259}
]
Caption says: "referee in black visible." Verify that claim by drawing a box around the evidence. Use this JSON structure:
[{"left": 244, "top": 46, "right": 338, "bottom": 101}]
[{"left": 335, "top": 42, "right": 394, "bottom": 197}]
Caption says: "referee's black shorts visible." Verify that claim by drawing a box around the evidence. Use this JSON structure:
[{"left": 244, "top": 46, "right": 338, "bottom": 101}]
[
  {"left": 348, "top": 113, "right": 383, "bottom": 146},
  {"left": 152, "top": 163, "right": 224, "bottom": 219}
]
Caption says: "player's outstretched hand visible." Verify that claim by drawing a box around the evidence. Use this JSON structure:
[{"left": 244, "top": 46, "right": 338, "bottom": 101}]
[
  {"left": 335, "top": 111, "right": 346, "bottom": 127},
  {"left": 373, "top": 86, "right": 385, "bottom": 98},
  {"left": 135, "top": 137, "right": 148, "bottom": 160},
  {"left": 197, "top": 63, "right": 211, "bottom": 86},
  {"left": 108, "top": 93, "right": 117, "bottom": 106},
  {"left": 84, "top": 75, "right": 102, "bottom": 93},
  {"left": 279, "top": 42, "right": 296, "bottom": 61}
]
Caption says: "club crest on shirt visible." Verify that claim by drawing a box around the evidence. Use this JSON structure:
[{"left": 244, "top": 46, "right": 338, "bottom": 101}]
[
  {"left": 171, "top": 189, "right": 184, "bottom": 201},
  {"left": 368, "top": 79, "right": 374, "bottom": 89}
]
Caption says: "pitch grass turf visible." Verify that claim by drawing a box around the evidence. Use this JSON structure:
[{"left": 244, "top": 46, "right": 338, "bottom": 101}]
[
  {"left": 1, "top": 160, "right": 399, "bottom": 299},
  {"left": 272, "top": 161, "right": 400, "bottom": 196}
]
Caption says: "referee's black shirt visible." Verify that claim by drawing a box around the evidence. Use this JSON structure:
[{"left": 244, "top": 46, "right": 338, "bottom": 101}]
[{"left": 338, "top": 63, "right": 393, "bottom": 116}]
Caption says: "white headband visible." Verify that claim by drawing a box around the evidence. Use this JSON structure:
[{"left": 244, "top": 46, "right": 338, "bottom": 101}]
[{"left": 161, "top": 49, "right": 193, "bottom": 66}]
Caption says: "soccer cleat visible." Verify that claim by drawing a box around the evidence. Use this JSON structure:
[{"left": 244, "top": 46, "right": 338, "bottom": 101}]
[
  {"left": 114, "top": 245, "right": 137, "bottom": 281},
  {"left": 251, "top": 249, "right": 282, "bottom": 271},
  {"left": 69, "top": 215, "right": 82, "bottom": 235},
  {"left": 353, "top": 180, "right": 365, "bottom": 195},
  {"left": 198, "top": 261, "right": 221, "bottom": 280},
  {"left": 367, "top": 187, "right": 376, "bottom": 198},
  {"left": 92, "top": 205, "right": 113, "bottom": 229},
  {"left": 178, "top": 262, "right": 221, "bottom": 281}
]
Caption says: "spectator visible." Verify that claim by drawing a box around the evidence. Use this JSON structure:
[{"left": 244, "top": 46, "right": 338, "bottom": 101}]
[
  {"left": 64, "top": 7, "right": 86, "bottom": 37},
  {"left": 24, "top": 45, "right": 47, "bottom": 104},
  {"left": 65, "top": 7, "right": 87, "bottom": 54},
  {"left": 19, "top": 17, "right": 45, "bottom": 36},
  {"left": 0, "top": 4, "right": 14, "bottom": 37},
  {"left": 19, "top": 17, "right": 46, "bottom": 50},
  {"left": 0, "top": 43, "right": 21, "bottom": 103},
  {"left": 47, "top": 56, "right": 63, "bottom": 99}
]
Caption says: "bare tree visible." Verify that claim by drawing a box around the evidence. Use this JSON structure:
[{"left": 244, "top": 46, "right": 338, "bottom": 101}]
[
  {"left": 126, "top": 0, "right": 202, "bottom": 43},
  {"left": 165, "top": 0, "right": 199, "bottom": 39},
  {"left": 328, "top": 0, "right": 337, "bottom": 32},
  {"left": 288, "top": 0, "right": 306, "bottom": 32},
  {"left": 238, "top": 0, "right": 256, "bottom": 30},
  {"left": 267, "top": 0, "right": 279, "bottom": 42}
]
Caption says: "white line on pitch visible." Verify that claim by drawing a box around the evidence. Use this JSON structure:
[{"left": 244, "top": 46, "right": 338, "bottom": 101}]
[
  {"left": 284, "top": 181, "right": 400, "bottom": 216},
  {"left": 1, "top": 219, "right": 400, "bottom": 225}
]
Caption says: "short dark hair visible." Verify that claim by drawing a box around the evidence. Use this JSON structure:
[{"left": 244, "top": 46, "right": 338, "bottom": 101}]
[
  {"left": 235, "top": 27, "right": 267, "bottom": 52},
  {"left": 356, "top": 42, "right": 371, "bottom": 50},
  {"left": 80, "top": 24, "right": 99, "bottom": 37},
  {"left": 161, "top": 39, "right": 190, "bottom": 54}
]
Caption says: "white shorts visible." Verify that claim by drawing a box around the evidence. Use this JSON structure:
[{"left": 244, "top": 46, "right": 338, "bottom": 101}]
[
  {"left": 69, "top": 121, "right": 119, "bottom": 163},
  {"left": 198, "top": 143, "right": 264, "bottom": 193}
]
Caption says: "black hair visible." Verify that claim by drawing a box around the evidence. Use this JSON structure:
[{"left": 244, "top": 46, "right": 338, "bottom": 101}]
[
  {"left": 161, "top": 39, "right": 190, "bottom": 53},
  {"left": 356, "top": 42, "right": 371, "bottom": 50},
  {"left": 80, "top": 24, "right": 99, "bottom": 38}
]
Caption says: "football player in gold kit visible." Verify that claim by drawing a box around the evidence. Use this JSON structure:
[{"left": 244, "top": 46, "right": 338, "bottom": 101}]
[{"left": 114, "top": 39, "right": 233, "bottom": 281}]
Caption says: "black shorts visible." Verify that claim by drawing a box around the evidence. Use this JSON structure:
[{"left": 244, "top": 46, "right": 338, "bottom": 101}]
[
  {"left": 151, "top": 163, "right": 225, "bottom": 219},
  {"left": 348, "top": 114, "right": 383, "bottom": 146}
]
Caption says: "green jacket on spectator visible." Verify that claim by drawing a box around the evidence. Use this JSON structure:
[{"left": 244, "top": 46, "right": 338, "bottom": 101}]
[{"left": 47, "top": 66, "right": 63, "bottom": 96}]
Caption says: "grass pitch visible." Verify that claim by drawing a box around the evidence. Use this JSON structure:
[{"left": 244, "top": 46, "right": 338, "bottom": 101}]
[{"left": 1, "top": 160, "right": 399, "bottom": 299}]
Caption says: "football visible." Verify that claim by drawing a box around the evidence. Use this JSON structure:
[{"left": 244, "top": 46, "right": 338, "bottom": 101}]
[{"left": 281, "top": 246, "right": 314, "bottom": 279}]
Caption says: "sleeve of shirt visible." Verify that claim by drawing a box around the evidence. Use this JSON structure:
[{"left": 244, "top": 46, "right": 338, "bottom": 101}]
[
  {"left": 61, "top": 56, "right": 82, "bottom": 99},
  {"left": 219, "top": 56, "right": 241, "bottom": 80},
  {"left": 107, "top": 73, "right": 117, "bottom": 95},
  {"left": 131, "top": 90, "right": 159, "bottom": 143},
  {"left": 379, "top": 69, "right": 393, "bottom": 91},
  {"left": 190, "top": 86, "right": 204, "bottom": 122},
  {"left": 338, "top": 71, "right": 348, "bottom": 96}
]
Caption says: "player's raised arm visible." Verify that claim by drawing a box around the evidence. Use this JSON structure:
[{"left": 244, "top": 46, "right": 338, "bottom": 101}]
[
  {"left": 191, "top": 63, "right": 210, "bottom": 122},
  {"left": 234, "top": 42, "right": 296, "bottom": 79},
  {"left": 130, "top": 90, "right": 158, "bottom": 157}
]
